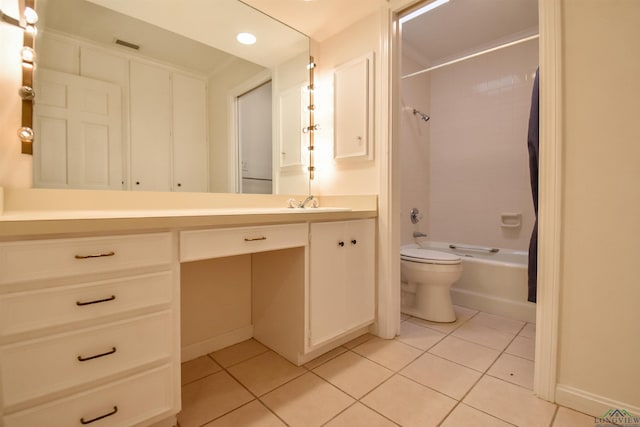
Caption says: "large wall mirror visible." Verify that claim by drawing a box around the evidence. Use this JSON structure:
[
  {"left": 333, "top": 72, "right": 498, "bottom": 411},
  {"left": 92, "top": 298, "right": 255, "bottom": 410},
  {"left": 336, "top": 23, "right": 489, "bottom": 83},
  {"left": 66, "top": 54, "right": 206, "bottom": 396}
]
[{"left": 34, "top": 0, "right": 310, "bottom": 194}]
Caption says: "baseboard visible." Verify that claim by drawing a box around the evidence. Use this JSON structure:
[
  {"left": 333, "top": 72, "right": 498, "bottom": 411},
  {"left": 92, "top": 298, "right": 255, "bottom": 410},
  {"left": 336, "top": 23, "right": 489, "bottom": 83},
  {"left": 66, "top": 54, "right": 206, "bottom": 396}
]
[
  {"left": 181, "top": 325, "right": 253, "bottom": 362},
  {"left": 556, "top": 384, "right": 640, "bottom": 419},
  {"left": 451, "top": 288, "right": 536, "bottom": 323}
]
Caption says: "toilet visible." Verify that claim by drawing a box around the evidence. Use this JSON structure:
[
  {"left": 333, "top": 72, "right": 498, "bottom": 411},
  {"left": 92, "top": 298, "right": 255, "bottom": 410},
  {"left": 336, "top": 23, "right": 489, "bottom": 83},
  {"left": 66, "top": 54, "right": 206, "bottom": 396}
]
[{"left": 400, "top": 245, "right": 462, "bottom": 322}]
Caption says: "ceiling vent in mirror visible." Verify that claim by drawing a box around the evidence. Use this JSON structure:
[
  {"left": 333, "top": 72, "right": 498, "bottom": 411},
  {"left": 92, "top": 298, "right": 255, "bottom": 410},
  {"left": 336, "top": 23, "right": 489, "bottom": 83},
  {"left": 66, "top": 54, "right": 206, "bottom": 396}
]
[{"left": 114, "top": 39, "right": 140, "bottom": 50}]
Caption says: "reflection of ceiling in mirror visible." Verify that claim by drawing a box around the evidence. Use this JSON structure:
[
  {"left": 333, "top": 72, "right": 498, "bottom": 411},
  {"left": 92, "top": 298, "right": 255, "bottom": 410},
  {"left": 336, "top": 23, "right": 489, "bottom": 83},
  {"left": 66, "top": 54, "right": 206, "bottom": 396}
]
[
  {"left": 38, "top": 0, "right": 243, "bottom": 74},
  {"left": 85, "top": 0, "right": 308, "bottom": 68}
]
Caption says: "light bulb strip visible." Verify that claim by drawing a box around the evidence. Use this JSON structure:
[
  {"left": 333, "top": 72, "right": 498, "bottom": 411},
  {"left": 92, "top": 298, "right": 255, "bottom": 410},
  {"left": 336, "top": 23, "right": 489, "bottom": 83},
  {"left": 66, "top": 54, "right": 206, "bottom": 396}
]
[
  {"left": 307, "top": 56, "right": 316, "bottom": 180},
  {"left": 20, "top": 0, "right": 36, "bottom": 154}
]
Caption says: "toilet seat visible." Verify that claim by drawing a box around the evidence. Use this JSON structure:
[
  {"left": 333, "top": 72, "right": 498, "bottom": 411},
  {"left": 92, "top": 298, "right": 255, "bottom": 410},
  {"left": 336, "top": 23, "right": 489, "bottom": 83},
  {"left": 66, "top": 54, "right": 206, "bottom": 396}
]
[{"left": 400, "top": 248, "right": 461, "bottom": 265}]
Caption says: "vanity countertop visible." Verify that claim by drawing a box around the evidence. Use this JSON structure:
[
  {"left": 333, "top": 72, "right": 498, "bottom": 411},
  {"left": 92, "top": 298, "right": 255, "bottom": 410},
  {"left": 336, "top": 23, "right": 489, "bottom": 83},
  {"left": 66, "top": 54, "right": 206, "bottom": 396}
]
[{"left": 0, "top": 188, "right": 377, "bottom": 239}]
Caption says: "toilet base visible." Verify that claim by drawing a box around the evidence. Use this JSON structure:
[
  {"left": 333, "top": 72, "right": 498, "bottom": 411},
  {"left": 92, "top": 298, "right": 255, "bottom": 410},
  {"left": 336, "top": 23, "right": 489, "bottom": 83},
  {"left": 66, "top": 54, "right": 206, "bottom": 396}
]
[{"left": 401, "top": 280, "right": 457, "bottom": 323}]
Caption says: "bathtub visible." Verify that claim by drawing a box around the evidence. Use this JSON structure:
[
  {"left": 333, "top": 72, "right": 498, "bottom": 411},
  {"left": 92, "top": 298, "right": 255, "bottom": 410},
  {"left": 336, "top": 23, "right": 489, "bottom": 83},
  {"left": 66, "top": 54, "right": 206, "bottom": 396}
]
[{"left": 403, "top": 241, "right": 535, "bottom": 323}]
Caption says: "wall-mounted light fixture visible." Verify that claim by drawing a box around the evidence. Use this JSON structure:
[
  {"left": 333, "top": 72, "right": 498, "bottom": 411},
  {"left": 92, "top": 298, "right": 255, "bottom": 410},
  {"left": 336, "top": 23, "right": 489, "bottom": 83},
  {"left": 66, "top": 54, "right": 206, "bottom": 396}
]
[
  {"left": 305, "top": 56, "right": 318, "bottom": 180},
  {"left": 1, "top": 0, "right": 37, "bottom": 155}
]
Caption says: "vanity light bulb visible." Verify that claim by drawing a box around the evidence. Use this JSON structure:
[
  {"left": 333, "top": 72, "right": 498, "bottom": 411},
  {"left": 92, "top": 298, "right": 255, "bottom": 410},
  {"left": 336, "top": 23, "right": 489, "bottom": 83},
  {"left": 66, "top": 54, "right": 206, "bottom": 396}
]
[
  {"left": 17, "top": 126, "right": 34, "bottom": 141},
  {"left": 307, "top": 62, "right": 316, "bottom": 70},
  {"left": 25, "top": 24, "right": 37, "bottom": 35},
  {"left": 19, "top": 85, "right": 35, "bottom": 100},
  {"left": 24, "top": 7, "right": 38, "bottom": 25},
  {"left": 21, "top": 47, "right": 35, "bottom": 63}
]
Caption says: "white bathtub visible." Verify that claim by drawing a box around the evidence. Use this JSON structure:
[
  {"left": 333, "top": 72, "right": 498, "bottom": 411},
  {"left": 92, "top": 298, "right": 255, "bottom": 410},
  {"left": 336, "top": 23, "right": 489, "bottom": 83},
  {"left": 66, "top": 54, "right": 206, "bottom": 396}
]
[{"left": 404, "top": 241, "right": 536, "bottom": 323}]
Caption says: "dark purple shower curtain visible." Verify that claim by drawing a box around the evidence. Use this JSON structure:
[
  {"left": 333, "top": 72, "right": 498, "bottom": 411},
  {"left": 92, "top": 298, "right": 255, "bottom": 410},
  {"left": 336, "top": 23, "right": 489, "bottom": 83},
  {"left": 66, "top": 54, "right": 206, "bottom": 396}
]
[{"left": 527, "top": 68, "right": 540, "bottom": 303}]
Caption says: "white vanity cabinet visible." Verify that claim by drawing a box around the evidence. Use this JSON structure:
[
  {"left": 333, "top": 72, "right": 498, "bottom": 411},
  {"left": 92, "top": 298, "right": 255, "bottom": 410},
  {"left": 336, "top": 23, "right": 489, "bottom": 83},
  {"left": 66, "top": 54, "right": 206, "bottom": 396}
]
[
  {"left": 308, "top": 219, "right": 375, "bottom": 348},
  {"left": 0, "top": 233, "right": 180, "bottom": 427}
]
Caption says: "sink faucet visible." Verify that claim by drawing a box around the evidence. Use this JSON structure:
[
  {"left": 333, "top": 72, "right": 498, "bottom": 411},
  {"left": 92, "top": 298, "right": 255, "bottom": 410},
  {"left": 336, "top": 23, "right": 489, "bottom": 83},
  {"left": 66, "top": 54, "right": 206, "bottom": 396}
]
[{"left": 300, "top": 195, "right": 315, "bottom": 208}]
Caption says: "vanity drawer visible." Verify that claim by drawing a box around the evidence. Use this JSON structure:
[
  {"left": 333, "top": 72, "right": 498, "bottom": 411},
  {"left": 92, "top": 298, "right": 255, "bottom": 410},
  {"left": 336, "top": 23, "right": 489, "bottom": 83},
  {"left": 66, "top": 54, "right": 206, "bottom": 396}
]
[
  {"left": 0, "top": 232, "right": 173, "bottom": 285},
  {"left": 1, "top": 310, "right": 172, "bottom": 408},
  {"left": 0, "top": 271, "right": 173, "bottom": 337},
  {"left": 180, "top": 223, "right": 308, "bottom": 262},
  {"left": 3, "top": 364, "right": 174, "bottom": 427}
]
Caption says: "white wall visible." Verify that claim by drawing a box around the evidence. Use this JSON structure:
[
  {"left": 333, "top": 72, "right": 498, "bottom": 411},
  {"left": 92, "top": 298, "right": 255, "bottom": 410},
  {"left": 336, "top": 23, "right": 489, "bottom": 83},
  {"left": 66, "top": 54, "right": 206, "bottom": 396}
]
[
  {"left": 426, "top": 39, "right": 538, "bottom": 251},
  {"left": 400, "top": 36, "right": 537, "bottom": 251},
  {"left": 555, "top": 0, "right": 640, "bottom": 414},
  {"left": 399, "top": 56, "right": 431, "bottom": 245},
  {"left": 310, "top": 11, "right": 381, "bottom": 196}
]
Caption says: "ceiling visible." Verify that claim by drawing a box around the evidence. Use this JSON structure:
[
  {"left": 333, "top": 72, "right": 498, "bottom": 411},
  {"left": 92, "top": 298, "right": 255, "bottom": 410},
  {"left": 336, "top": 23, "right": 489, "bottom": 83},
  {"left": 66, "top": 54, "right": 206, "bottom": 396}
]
[
  {"left": 401, "top": 0, "right": 538, "bottom": 67},
  {"left": 242, "top": 0, "right": 386, "bottom": 42}
]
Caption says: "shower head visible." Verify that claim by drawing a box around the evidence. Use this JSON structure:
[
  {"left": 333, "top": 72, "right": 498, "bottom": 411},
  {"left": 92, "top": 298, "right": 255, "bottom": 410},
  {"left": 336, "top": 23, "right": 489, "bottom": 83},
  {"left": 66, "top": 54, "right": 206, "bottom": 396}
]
[{"left": 413, "top": 109, "right": 430, "bottom": 122}]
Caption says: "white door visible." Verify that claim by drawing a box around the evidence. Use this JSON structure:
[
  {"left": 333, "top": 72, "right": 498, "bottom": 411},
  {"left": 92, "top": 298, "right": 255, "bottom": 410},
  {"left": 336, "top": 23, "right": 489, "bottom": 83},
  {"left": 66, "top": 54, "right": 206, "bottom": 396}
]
[
  {"left": 34, "top": 69, "right": 122, "bottom": 190},
  {"left": 238, "top": 81, "right": 272, "bottom": 194}
]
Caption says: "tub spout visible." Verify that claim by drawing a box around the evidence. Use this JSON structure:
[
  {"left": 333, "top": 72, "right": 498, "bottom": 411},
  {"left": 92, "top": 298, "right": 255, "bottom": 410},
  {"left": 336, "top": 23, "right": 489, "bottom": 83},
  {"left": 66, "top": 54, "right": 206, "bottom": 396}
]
[{"left": 413, "top": 231, "right": 427, "bottom": 238}]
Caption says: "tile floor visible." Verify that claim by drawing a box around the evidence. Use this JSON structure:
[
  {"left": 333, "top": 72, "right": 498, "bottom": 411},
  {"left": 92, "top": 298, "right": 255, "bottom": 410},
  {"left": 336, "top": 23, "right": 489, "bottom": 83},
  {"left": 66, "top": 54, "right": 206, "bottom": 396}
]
[{"left": 178, "top": 306, "right": 595, "bottom": 427}]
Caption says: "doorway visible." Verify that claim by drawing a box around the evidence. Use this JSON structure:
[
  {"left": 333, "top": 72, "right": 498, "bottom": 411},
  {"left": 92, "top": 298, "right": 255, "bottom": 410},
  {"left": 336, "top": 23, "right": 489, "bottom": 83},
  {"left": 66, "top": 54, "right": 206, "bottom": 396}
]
[{"left": 237, "top": 81, "right": 273, "bottom": 194}]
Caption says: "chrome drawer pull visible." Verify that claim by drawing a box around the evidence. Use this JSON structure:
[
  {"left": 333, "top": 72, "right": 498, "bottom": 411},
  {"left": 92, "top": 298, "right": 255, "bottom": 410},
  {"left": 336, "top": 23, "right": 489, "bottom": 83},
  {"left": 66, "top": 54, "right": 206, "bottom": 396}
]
[
  {"left": 244, "top": 236, "right": 267, "bottom": 242},
  {"left": 76, "top": 295, "right": 116, "bottom": 306},
  {"left": 80, "top": 406, "right": 118, "bottom": 425},
  {"left": 77, "top": 346, "right": 117, "bottom": 362},
  {"left": 74, "top": 251, "right": 115, "bottom": 260}
]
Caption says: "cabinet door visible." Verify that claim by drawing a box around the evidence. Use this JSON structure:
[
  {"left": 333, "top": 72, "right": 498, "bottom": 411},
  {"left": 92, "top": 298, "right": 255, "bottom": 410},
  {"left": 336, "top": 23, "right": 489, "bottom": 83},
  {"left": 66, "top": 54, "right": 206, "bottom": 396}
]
[
  {"left": 130, "top": 62, "right": 172, "bottom": 191},
  {"left": 344, "top": 219, "right": 376, "bottom": 329},
  {"left": 172, "top": 73, "right": 208, "bottom": 192},
  {"left": 309, "top": 222, "right": 347, "bottom": 347}
]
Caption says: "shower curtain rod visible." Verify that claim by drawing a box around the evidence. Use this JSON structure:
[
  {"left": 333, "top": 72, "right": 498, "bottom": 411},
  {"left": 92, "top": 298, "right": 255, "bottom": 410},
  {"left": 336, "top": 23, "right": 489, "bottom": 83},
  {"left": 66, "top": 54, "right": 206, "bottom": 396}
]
[{"left": 401, "top": 34, "right": 539, "bottom": 80}]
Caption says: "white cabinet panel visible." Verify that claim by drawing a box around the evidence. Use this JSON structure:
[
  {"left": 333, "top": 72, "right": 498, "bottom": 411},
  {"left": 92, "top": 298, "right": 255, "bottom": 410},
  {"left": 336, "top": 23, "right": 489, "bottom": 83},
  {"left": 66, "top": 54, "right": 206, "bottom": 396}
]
[
  {"left": 172, "top": 73, "right": 208, "bottom": 192},
  {"left": 130, "top": 61, "right": 172, "bottom": 191},
  {"left": 3, "top": 365, "right": 173, "bottom": 427},
  {"left": 333, "top": 53, "right": 374, "bottom": 161},
  {"left": 309, "top": 219, "right": 375, "bottom": 348}
]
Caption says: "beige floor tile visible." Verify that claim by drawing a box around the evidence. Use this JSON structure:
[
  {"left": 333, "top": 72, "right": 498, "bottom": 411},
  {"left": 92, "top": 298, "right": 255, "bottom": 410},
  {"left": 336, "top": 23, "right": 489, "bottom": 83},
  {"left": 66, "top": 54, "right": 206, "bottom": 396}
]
[
  {"left": 210, "top": 339, "right": 269, "bottom": 368},
  {"left": 519, "top": 322, "right": 536, "bottom": 338},
  {"left": 401, "top": 313, "right": 410, "bottom": 321},
  {"left": 228, "top": 351, "right": 306, "bottom": 396},
  {"left": 324, "top": 402, "right": 398, "bottom": 427},
  {"left": 440, "top": 403, "right": 513, "bottom": 427},
  {"left": 343, "top": 333, "right": 376, "bottom": 349},
  {"left": 553, "top": 406, "right": 595, "bottom": 426},
  {"left": 452, "top": 322, "right": 515, "bottom": 351},
  {"left": 396, "top": 320, "right": 446, "bottom": 351},
  {"left": 304, "top": 346, "right": 348, "bottom": 370},
  {"left": 506, "top": 335, "right": 535, "bottom": 361},
  {"left": 178, "top": 371, "right": 253, "bottom": 427},
  {"left": 429, "top": 335, "right": 501, "bottom": 372},
  {"left": 181, "top": 355, "right": 222, "bottom": 385},
  {"left": 401, "top": 352, "right": 482, "bottom": 400},
  {"left": 313, "top": 351, "right": 393, "bottom": 398},
  {"left": 361, "top": 374, "right": 457, "bottom": 427},
  {"left": 261, "top": 372, "right": 354, "bottom": 427},
  {"left": 406, "top": 305, "right": 477, "bottom": 334},
  {"left": 487, "top": 353, "right": 535, "bottom": 389},
  {"left": 464, "top": 376, "right": 556, "bottom": 427},
  {"left": 352, "top": 337, "right": 423, "bottom": 371},
  {"left": 203, "top": 400, "right": 286, "bottom": 427},
  {"left": 468, "top": 311, "right": 526, "bottom": 335}
]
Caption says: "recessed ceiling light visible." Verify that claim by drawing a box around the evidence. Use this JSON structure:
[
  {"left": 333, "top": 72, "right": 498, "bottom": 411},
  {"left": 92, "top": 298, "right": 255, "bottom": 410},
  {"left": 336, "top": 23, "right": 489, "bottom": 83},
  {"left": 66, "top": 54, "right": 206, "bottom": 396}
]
[{"left": 237, "top": 32, "right": 257, "bottom": 45}]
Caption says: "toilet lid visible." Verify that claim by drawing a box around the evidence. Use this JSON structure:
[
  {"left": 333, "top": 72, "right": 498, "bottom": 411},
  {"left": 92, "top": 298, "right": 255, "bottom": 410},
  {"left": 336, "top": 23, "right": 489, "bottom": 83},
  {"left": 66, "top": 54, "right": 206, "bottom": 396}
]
[{"left": 400, "top": 248, "right": 461, "bottom": 265}]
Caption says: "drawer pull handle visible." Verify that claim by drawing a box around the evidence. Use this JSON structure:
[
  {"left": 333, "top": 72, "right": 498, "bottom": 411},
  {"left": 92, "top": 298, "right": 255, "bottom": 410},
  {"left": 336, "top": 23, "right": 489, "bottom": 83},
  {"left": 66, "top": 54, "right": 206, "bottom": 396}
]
[
  {"left": 338, "top": 241, "right": 345, "bottom": 247},
  {"left": 351, "top": 239, "right": 357, "bottom": 245},
  {"left": 77, "top": 347, "right": 117, "bottom": 362},
  {"left": 244, "top": 236, "right": 267, "bottom": 242},
  {"left": 76, "top": 295, "right": 116, "bottom": 306},
  {"left": 75, "top": 251, "right": 115, "bottom": 260},
  {"left": 80, "top": 406, "right": 118, "bottom": 425}
]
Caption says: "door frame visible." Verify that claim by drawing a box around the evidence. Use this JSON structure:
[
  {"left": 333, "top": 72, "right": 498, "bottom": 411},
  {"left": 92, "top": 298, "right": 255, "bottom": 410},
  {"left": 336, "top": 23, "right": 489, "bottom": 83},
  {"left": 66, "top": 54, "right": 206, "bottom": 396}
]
[
  {"left": 227, "top": 70, "right": 272, "bottom": 193},
  {"left": 383, "top": 0, "right": 562, "bottom": 401}
]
